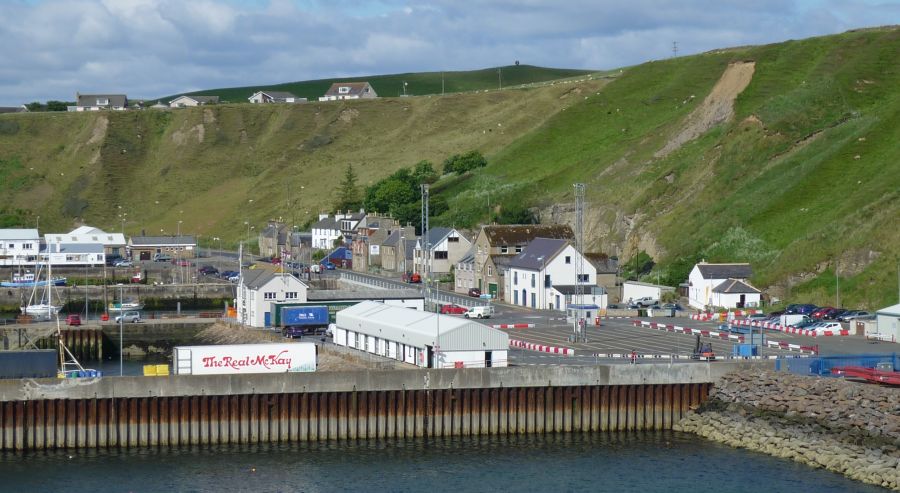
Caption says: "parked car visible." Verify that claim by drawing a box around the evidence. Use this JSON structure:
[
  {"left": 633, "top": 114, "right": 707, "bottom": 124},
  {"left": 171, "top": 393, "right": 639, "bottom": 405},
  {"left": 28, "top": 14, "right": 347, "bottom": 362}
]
[
  {"left": 464, "top": 305, "right": 493, "bottom": 319},
  {"left": 823, "top": 308, "right": 848, "bottom": 320},
  {"left": 153, "top": 254, "right": 173, "bottom": 262},
  {"left": 172, "top": 259, "right": 192, "bottom": 267},
  {"left": 786, "top": 304, "right": 818, "bottom": 315},
  {"left": 661, "top": 303, "right": 684, "bottom": 311},
  {"left": 440, "top": 304, "right": 468, "bottom": 315},
  {"left": 634, "top": 297, "right": 658, "bottom": 307},
  {"left": 747, "top": 312, "right": 768, "bottom": 320},
  {"left": 65, "top": 314, "right": 81, "bottom": 326},
  {"left": 322, "top": 261, "right": 336, "bottom": 270},
  {"left": 814, "top": 321, "right": 843, "bottom": 333},
  {"left": 607, "top": 303, "right": 620, "bottom": 310},
  {"left": 219, "top": 270, "right": 238, "bottom": 279},
  {"left": 114, "top": 259, "right": 133, "bottom": 267},
  {"left": 468, "top": 287, "right": 482, "bottom": 298},
  {"left": 198, "top": 265, "right": 219, "bottom": 275},
  {"left": 115, "top": 311, "right": 141, "bottom": 323},
  {"left": 403, "top": 272, "right": 422, "bottom": 283},
  {"left": 838, "top": 310, "right": 870, "bottom": 322},
  {"left": 810, "top": 306, "right": 835, "bottom": 319}
]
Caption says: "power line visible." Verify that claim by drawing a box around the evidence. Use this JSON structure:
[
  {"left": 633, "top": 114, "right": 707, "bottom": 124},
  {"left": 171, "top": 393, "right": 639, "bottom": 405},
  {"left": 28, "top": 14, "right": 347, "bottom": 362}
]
[{"left": 672, "top": 41, "right": 678, "bottom": 58}]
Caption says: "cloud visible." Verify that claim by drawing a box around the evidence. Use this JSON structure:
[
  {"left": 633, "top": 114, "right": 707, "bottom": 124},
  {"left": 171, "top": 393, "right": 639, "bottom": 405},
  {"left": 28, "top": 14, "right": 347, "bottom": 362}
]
[{"left": 0, "top": 0, "right": 898, "bottom": 105}]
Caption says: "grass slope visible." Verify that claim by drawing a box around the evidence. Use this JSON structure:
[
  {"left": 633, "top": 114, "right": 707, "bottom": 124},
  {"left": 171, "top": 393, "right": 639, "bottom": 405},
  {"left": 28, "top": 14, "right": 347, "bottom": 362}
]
[
  {"left": 432, "top": 26, "right": 900, "bottom": 308},
  {"left": 159, "top": 65, "right": 595, "bottom": 103}
]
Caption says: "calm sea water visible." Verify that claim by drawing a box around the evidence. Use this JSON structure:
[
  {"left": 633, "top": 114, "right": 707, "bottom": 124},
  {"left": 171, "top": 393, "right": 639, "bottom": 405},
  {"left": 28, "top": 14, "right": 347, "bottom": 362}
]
[{"left": 0, "top": 432, "right": 883, "bottom": 493}]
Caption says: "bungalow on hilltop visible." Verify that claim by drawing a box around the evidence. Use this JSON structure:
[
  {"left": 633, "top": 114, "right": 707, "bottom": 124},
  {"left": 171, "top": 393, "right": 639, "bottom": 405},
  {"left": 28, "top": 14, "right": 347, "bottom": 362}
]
[
  {"left": 69, "top": 93, "right": 128, "bottom": 111},
  {"left": 248, "top": 91, "right": 306, "bottom": 104},
  {"left": 169, "top": 95, "right": 220, "bottom": 108},
  {"left": 318, "top": 82, "right": 377, "bottom": 101}
]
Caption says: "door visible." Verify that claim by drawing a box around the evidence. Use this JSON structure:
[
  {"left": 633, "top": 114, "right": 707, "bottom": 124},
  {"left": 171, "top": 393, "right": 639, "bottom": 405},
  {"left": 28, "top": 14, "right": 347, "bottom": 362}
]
[
  {"left": 139, "top": 251, "right": 150, "bottom": 261},
  {"left": 426, "top": 346, "right": 434, "bottom": 368},
  {"left": 264, "top": 312, "right": 271, "bottom": 327},
  {"left": 739, "top": 294, "right": 746, "bottom": 308},
  {"left": 521, "top": 289, "right": 527, "bottom": 307},
  {"left": 485, "top": 351, "right": 492, "bottom": 368},
  {"left": 530, "top": 292, "right": 536, "bottom": 308},
  {"left": 489, "top": 283, "right": 498, "bottom": 299}
]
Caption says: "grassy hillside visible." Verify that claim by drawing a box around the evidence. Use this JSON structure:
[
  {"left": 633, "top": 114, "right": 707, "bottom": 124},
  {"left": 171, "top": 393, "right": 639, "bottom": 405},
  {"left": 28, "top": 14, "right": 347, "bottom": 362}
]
[
  {"left": 158, "top": 65, "right": 595, "bottom": 103},
  {"left": 432, "top": 27, "right": 900, "bottom": 308},
  {"left": 1, "top": 27, "right": 898, "bottom": 308}
]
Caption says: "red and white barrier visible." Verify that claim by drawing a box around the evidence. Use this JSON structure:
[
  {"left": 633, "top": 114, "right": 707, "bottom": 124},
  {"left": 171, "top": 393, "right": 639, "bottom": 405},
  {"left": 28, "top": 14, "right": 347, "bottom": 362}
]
[
  {"left": 766, "top": 340, "right": 819, "bottom": 354},
  {"left": 509, "top": 339, "right": 575, "bottom": 356},
  {"left": 631, "top": 320, "right": 744, "bottom": 342},
  {"left": 732, "top": 319, "right": 852, "bottom": 338},
  {"left": 491, "top": 323, "right": 535, "bottom": 329}
]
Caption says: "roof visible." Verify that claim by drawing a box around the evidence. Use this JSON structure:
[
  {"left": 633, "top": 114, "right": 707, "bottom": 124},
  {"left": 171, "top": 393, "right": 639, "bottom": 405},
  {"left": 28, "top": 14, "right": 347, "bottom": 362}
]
[
  {"left": 76, "top": 94, "right": 127, "bottom": 108},
  {"left": 695, "top": 262, "right": 753, "bottom": 280},
  {"left": 323, "top": 82, "right": 374, "bottom": 97},
  {"left": 312, "top": 217, "right": 339, "bottom": 230},
  {"left": 457, "top": 248, "right": 475, "bottom": 265},
  {"left": 712, "top": 279, "right": 761, "bottom": 294},
  {"left": 170, "top": 95, "right": 219, "bottom": 104},
  {"left": 482, "top": 224, "right": 574, "bottom": 247},
  {"left": 254, "top": 91, "right": 298, "bottom": 100},
  {"left": 336, "top": 301, "right": 508, "bottom": 351},
  {"left": 241, "top": 270, "right": 306, "bottom": 290},
  {"left": 45, "top": 230, "right": 126, "bottom": 245},
  {"left": 49, "top": 243, "right": 104, "bottom": 254},
  {"left": 326, "top": 246, "right": 352, "bottom": 260},
  {"left": 623, "top": 280, "right": 675, "bottom": 291},
  {"left": 0, "top": 229, "right": 39, "bottom": 240},
  {"left": 508, "top": 238, "right": 569, "bottom": 270},
  {"left": 403, "top": 239, "right": 416, "bottom": 260},
  {"left": 420, "top": 227, "right": 453, "bottom": 249},
  {"left": 877, "top": 303, "right": 900, "bottom": 316},
  {"left": 0, "top": 107, "right": 27, "bottom": 114},
  {"left": 585, "top": 253, "right": 618, "bottom": 274},
  {"left": 129, "top": 235, "right": 196, "bottom": 246}
]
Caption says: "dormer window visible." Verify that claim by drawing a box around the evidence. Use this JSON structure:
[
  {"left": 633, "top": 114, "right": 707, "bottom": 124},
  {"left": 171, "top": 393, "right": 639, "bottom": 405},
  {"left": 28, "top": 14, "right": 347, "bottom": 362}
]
[
  {"left": 97, "top": 98, "right": 109, "bottom": 106},
  {"left": 339, "top": 86, "right": 350, "bottom": 94}
]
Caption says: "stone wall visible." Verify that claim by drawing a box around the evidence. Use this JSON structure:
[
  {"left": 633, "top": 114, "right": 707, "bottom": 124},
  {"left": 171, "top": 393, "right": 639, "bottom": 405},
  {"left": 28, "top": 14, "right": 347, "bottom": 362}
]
[{"left": 674, "top": 370, "right": 899, "bottom": 490}]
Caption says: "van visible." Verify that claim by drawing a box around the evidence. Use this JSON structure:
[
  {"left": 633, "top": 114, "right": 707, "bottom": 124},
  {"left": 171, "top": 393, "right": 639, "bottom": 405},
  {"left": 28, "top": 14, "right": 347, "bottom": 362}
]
[
  {"left": 464, "top": 305, "right": 494, "bottom": 319},
  {"left": 153, "top": 253, "right": 173, "bottom": 262}
]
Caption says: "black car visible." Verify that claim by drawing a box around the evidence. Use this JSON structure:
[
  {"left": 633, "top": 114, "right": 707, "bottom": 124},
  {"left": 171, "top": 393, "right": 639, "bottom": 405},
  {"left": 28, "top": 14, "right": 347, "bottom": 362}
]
[{"left": 198, "top": 265, "right": 219, "bottom": 275}]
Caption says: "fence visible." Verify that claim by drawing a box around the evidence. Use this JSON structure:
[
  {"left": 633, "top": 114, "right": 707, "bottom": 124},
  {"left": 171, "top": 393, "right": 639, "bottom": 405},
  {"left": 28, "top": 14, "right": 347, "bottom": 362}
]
[
  {"left": 339, "top": 272, "right": 487, "bottom": 308},
  {"left": 776, "top": 353, "right": 899, "bottom": 376}
]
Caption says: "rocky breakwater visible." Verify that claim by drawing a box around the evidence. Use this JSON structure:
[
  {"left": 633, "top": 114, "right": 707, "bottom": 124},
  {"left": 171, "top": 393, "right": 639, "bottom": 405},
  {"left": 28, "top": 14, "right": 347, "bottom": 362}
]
[{"left": 674, "top": 370, "right": 899, "bottom": 490}]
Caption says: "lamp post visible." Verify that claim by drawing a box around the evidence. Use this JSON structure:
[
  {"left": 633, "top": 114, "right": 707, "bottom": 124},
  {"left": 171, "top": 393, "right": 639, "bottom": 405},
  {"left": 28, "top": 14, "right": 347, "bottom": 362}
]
[{"left": 118, "top": 283, "right": 124, "bottom": 376}]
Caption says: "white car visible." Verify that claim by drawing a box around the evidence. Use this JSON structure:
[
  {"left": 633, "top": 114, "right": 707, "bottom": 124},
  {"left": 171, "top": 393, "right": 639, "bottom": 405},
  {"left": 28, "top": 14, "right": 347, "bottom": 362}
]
[
  {"left": 115, "top": 311, "right": 141, "bottom": 323},
  {"left": 814, "top": 321, "right": 842, "bottom": 333}
]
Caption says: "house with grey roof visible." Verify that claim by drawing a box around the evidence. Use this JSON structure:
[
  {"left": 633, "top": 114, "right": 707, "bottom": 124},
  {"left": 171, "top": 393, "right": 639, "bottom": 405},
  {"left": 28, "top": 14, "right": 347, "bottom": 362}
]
[
  {"left": 169, "top": 95, "right": 220, "bottom": 108},
  {"left": 0, "top": 106, "right": 27, "bottom": 114},
  {"left": 318, "top": 82, "right": 378, "bottom": 101},
  {"left": 312, "top": 215, "right": 342, "bottom": 249},
  {"left": 248, "top": 91, "right": 306, "bottom": 104},
  {"left": 413, "top": 227, "right": 471, "bottom": 277},
  {"left": 69, "top": 93, "right": 128, "bottom": 111},
  {"left": 687, "top": 262, "right": 758, "bottom": 310},
  {"left": 455, "top": 247, "right": 477, "bottom": 294},
  {"left": 505, "top": 237, "right": 597, "bottom": 310},
  {"left": 45, "top": 242, "right": 105, "bottom": 266},
  {"left": 128, "top": 235, "right": 197, "bottom": 260},
  {"left": 236, "top": 270, "right": 308, "bottom": 327}
]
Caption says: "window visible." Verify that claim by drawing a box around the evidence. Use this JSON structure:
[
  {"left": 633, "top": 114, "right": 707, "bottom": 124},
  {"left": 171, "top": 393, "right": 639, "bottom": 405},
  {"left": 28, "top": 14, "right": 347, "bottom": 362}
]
[
  {"left": 285, "top": 292, "right": 298, "bottom": 299},
  {"left": 339, "top": 86, "right": 350, "bottom": 94},
  {"left": 448, "top": 236, "right": 459, "bottom": 242},
  {"left": 23, "top": 243, "right": 32, "bottom": 249},
  {"left": 500, "top": 246, "right": 508, "bottom": 254},
  {"left": 544, "top": 274, "right": 551, "bottom": 288},
  {"left": 514, "top": 272, "right": 518, "bottom": 285},
  {"left": 515, "top": 246, "right": 523, "bottom": 253},
  {"left": 264, "top": 292, "right": 276, "bottom": 300},
  {"left": 531, "top": 273, "right": 536, "bottom": 288},
  {"left": 565, "top": 256, "right": 571, "bottom": 264},
  {"left": 96, "top": 98, "right": 109, "bottom": 105},
  {"left": 434, "top": 251, "right": 448, "bottom": 260},
  {"left": 577, "top": 274, "right": 590, "bottom": 283},
  {"left": 487, "top": 266, "right": 492, "bottom": 276}
]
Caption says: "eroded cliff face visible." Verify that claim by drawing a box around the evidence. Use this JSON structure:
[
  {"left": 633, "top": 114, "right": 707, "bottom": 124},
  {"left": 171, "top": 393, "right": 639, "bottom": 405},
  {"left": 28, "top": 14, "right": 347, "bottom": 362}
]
[{"left": 675, "top": 370, "right": 900, "bottom": 490}]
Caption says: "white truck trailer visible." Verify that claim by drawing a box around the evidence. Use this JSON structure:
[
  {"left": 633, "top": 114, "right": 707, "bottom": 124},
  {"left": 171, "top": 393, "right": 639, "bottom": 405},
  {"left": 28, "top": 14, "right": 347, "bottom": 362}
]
[{"left": 172, "top": 343, "right": 316, "bottom": 375}]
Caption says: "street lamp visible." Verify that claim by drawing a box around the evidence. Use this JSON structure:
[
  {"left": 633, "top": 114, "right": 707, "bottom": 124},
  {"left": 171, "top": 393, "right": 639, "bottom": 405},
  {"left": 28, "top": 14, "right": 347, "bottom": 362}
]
[
  {"left": 118, "top": 283, "right": 124, "bottom": 376},
  {"left": 177, "top": 220, "right": 183, "bottom": 237}
]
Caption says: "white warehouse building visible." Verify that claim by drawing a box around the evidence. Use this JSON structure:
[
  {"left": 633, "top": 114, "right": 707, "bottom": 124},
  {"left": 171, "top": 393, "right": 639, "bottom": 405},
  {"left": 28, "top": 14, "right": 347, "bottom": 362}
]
[{"left": 335, "top": 301, "right": 509, "bottom": 369}]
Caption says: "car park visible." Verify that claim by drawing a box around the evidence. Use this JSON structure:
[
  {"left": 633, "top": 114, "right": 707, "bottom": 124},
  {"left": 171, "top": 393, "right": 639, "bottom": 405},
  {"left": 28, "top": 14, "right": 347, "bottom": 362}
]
[
  {"left": 786, "top": 304, "right": 818, "bottom": 315},
  {"left": 65, "top": 314, "right": 81, "bottom": 326},
  {"left": 823, "top": 308, "right": 848, "bottom": 320},
  {"left": 440, "top": 304, "right": 468, "bottom": 315},
  {"left": 115, "top": 311, "right": 141, "bottom": 323}
]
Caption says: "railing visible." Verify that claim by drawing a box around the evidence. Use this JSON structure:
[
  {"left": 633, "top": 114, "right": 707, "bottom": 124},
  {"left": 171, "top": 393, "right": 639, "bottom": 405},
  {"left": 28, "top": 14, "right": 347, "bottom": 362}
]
[{"left": 339, "top": 271, "right": 487, "bottom": 308}]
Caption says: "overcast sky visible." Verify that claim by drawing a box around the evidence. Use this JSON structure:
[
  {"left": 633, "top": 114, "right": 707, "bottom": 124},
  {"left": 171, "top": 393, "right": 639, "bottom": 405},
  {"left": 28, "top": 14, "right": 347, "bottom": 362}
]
[{"left": 1, "top": 0, "right": 898, "bottom": 106}]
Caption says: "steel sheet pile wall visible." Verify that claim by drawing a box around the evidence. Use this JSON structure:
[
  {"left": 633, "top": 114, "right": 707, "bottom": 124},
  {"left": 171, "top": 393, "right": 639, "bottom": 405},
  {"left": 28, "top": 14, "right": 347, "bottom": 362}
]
[
  {"left": 0, "top": 383, "right": 708, "bottom": 450},
  {"left": 36, "top": 328, "right": 103, "bottom": 362}
]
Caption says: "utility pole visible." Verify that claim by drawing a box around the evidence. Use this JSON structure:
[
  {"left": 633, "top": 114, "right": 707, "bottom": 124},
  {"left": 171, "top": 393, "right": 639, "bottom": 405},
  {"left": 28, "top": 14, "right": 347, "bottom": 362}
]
[
  {"left": 574, "top": 183, "right": 585, "bottom": 342},
  {"left": 420, "top": 184, "right": 430, "bottom": 305},
  {"left": 498, "top": 68, "right": 502, "bottom": 90},
  {"left": 672, "top": 41, "right": 678, "bottom": 58},
  {"left": 835, "top": 258, "right": 840, "bottom": 308}
]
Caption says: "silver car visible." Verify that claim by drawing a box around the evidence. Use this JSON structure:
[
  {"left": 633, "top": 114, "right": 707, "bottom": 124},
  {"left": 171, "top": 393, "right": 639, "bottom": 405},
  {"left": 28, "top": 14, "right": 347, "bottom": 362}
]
[{"left": 115, "top": 311, "right": 141, "bottom": 323}]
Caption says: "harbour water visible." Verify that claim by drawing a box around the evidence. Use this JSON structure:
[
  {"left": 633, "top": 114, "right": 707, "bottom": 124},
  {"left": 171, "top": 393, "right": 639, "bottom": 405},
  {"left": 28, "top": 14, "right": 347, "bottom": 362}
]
[{"left": 0, "top": 432, "right": 883, "bottom": 492}]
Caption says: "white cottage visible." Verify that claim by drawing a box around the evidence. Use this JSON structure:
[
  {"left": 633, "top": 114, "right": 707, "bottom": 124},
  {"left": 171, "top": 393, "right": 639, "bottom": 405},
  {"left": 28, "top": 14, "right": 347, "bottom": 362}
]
[
  {"left": 334, "top": 301, "right": 508, "bottom": 368},
  {"left": 505, "top": 238, "right": 597, "bottom": 310},
  {"left": 236, "top": 270, "right": 308, "bottom": 327},
  {"left": 311, "top": 215, "right": 342, "bottom": 249},
  {"left": 0, "top": 229, "right": 40, "bottom": 266},
  {"left": 687, "top": 262, "right": 760, "bottom": 310}
]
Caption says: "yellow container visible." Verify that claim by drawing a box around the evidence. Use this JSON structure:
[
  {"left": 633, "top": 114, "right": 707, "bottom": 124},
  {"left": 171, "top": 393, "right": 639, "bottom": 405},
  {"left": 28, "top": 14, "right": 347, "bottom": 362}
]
[
  {"left": 155, "top": 364, "right": 170, "bottom": 376},
  {"left": 143, "top": 365, "right": 157, "bottom": 376}
]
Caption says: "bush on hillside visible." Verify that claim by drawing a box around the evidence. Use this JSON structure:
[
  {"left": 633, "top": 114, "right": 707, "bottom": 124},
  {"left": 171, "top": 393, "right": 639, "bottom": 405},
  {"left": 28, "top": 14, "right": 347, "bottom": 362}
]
[{"left": 443, "top": 150, "right": 487, "bottom": 175}]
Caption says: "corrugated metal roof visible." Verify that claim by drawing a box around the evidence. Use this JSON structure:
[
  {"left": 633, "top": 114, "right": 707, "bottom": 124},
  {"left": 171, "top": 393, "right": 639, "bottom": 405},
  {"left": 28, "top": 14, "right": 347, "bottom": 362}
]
[
  {"left": 50, "top": 243, "right": 104, "bottom": 253},
  {"left": 336, "top": 301, "right": 508, "bottom": 351},
  {"left": 0, "top": 229, "right": 39, "bottom": 240},
  {"left": 130, "top": 235, "right": 195, "bottom": 246}
]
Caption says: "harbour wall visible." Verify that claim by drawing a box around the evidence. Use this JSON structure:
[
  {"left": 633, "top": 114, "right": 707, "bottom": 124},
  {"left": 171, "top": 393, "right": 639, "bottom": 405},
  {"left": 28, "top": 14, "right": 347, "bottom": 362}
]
[{"left": 0, "top": 362, "right": 768, "bottom": 450}]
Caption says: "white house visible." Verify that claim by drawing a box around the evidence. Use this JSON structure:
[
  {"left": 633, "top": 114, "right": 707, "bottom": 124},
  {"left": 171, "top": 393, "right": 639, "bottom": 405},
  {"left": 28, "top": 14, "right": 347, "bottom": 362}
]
[
  {"left": 505, "top": 237, "right": 597, "bottom": 310},
  {"left": 413, "top": 227, "right": 471, "bottom": 276},
  {"left": 248, "top": 91, "right": 306, "bottom": 104},
  {"left": 44, "top": 227, "right": 127, "bottom": 260},
  {"left": 68, "top": 93, "right": 127, "bottom": 111},
  {"left": 236, "top": 270, "right": 308, "bottom": 327},
  {"left": 168, "top": 95, "right": 219, "bottom": 108},
  {"left": 311, "top": 214, "right": 342, "bottom": 249},
  {"left": 45, "top": 243, "right": 105, "bottom": 266},
  {"left": 622, "top": 281, "right": 676, "bottom": 305},
  {"left": 687, "top": 262, "right": 760, "bottom": 310},
  {"left": 318, "top": 82, "right": 378, "bottom": 101},
  {"left": 0, "top": 229, "right": 40, "bottom": 266},
  {"left": 334, "top": 301, "right": 508, "bottom": 368},
  {"left": 874, "top": 303, "right": 900, "bottom": 343}
]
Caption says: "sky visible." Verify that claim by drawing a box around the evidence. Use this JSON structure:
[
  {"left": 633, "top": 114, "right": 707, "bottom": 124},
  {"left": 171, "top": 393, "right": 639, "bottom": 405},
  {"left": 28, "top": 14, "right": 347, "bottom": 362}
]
[{"left": 0, "top": 0, "right": 899, "bottom": 106}]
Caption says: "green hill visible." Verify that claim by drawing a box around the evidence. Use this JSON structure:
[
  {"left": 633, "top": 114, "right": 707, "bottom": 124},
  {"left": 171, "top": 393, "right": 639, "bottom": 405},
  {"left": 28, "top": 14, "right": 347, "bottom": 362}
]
[
  {"left": 1, "top": 27, "right": 898, "bottom": 308},
  {"left": 158, "top": 65, "right": 596, "bottom": 103}
]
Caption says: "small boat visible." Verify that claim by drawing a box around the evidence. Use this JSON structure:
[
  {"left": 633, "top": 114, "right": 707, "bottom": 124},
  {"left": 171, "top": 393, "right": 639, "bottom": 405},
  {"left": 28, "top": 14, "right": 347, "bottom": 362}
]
[
  {"left": 1, "top": 272, "right": 67, "bottom": 288},
  {"left": 21, "top": 303, "right": 61, "bottom": 321},
  {"left": 108, "top": 301, "right": 144, "bottom": 312}
]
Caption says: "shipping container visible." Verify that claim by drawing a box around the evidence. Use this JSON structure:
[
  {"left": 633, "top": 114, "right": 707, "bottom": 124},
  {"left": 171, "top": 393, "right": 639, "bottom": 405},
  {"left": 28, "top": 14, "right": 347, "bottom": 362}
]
[
  {"left": 281, "top": 305, "right": 329, "bottom": 327},
  {"left": 172, "top": 343, "right": 316, "bottom": 375},
  {"left": 0, "top": 350, "right": 58, "bottom": 379}
]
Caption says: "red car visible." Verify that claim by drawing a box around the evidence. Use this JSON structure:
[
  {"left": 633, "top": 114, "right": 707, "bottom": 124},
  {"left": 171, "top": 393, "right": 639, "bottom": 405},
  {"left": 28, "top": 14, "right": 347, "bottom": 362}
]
[
  {"left": 468, "top": 288, "right": 482, "bottom": 298},
  {"left": 65, "top": 314, "right": 81, "bottom": 326},
  {"left": 440, "top": 304, "right": 467, "bottom": 315},
  {"left": 172, "top": 259, "right": 192, "bottom": 267},
  {"left": 810, "top": 306, "right": 835, "bottom": 319}
]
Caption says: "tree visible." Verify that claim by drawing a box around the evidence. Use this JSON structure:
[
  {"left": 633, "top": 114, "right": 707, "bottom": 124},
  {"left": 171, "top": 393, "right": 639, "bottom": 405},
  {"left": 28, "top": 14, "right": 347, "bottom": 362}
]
[
  {"left": 335, "top": 164, "right": 362, "bottom": 212},
  {"left": 443, "top": 150, "right": 487, "bottom": 175},
  {"left": 493, "top": 204, "right": 536, "bottom": 224},
  {"left": 46, "top": 101, "right": 71, "bottom": 112},
  {"left": 413, "top": 160, "right": 438, "bottom": 184}
]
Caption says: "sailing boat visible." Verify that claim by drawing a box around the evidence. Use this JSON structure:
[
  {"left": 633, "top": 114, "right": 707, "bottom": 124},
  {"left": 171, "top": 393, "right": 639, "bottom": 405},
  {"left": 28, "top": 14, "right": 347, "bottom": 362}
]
[{"left": 20, "top": 261, "right": 61, "bottom": 321}]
